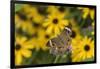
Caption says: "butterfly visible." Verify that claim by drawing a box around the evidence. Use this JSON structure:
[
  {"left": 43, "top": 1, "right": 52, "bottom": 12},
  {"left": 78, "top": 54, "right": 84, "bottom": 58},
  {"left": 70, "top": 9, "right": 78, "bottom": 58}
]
[{"left": 46, "top": 27, "right": 72, "bottom": 55}]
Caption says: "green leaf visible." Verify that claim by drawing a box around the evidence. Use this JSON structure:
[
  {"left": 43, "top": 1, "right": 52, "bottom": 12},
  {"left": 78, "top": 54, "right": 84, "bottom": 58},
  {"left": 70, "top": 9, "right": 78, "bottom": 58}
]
[{"left": 15, "top": 4, "right": 22, "bottom": 12}]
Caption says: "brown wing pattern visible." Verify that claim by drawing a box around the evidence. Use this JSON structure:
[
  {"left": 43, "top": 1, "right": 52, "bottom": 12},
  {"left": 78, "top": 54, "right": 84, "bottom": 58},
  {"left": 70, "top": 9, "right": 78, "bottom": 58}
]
[
  {"left": 46, "top": 28, "right": 72, "bottom": 55},
  {"left": 58, "top": 29, "right": 71, "bottom": 46}
]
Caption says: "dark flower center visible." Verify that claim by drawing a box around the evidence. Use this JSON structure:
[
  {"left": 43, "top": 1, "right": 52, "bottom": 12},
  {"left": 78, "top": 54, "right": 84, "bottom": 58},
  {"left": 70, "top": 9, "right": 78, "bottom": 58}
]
[
  {"left": 33, "top": 33, "right": 38, "bottom": 38},
  {"left": 71, "top": 30, "right": 76, "bottom": 38},
  {"left": 16, "top": 11, "right": 27, "bottom": 21},
  {"left": 59, "top": 7, "right": 65, "bottom": 12},
  {"left": 15, "top": 44, "right": 21, "bottom": 51},
  {"left": 34, "top": 23, "right": 40, "bottom": 28},
  {"left": 53, "top": 19, "right": 58, "bottom": 24},
  {"left": 45, "top": 34, "right": 50, "bottom": 39},
  {"left": 37, "top": 7, "right": 47, "bottom": 15},
  {"left": 84, "top": 45, "right": 90, "bottom": 51}
]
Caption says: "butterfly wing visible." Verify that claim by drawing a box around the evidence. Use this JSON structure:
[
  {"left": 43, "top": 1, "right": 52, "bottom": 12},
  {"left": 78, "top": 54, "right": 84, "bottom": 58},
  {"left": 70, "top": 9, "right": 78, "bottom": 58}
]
[
  {"left": 58, "top": 28, "right": 71, "bottom": 47},
  {"left": 51, "top": 37, "right": 64, "bottom": 48},
  {"left": 47, "top": 37, "right": 65, "bottom": 55},
  {"left": 46, "top": 27, "right": 72, "bottom": 55}
]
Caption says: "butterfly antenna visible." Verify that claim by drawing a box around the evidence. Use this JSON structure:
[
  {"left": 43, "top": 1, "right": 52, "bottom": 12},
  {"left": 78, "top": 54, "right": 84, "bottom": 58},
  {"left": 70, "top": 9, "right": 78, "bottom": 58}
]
[{"left": 49, "top": 40, "right": 53, "bottom": 47}]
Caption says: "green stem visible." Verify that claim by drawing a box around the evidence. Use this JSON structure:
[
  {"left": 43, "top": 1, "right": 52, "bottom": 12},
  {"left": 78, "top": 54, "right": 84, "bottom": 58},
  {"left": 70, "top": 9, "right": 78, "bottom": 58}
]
[
  {"left": 54, "top": 55, "right": 60, "bottom": 63},
  {"left": 80, "top": 19, "right": 86, "bottom": 28}
]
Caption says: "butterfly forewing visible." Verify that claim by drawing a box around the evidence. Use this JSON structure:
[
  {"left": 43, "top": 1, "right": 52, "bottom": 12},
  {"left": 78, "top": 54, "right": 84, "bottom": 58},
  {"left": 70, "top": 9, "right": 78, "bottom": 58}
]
[{"left": 59, "top": 29, "right": 71, "bottom": 46}]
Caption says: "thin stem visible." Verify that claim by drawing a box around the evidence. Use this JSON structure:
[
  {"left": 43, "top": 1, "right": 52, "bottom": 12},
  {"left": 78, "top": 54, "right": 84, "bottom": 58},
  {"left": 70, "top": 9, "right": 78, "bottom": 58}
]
[
  {"left": 54, "top": 55, "right": 60, "bottom": 63},
  {"left": 80, "top": 19, "right": 86, "bottom": 27}
]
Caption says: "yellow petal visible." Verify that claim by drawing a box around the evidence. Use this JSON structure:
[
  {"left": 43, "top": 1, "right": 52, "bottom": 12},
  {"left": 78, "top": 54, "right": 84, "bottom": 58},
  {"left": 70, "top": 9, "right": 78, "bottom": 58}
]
[
  {"left": 24, "top": 45, "right": 34, "bottom": 49},
  {"left": 46, "top": 25, "right": 53, "bottom": 34},
  {"left": 21, "top": 37, "right": 27, "bottom": 43},
  {"left": 61, "top": 20, "right": 69, "bottom": 26},
  {"left": 43, "top": 22, "right": 50, "bottom": 27},
  {"left": 21, "top": 49, "right": 32, "bottom": 58},
  {"left": 90, "top": 10, "right": 95, "bottom": 20},
  {"left": 15, "top": 53, "right": 22, "bottom": 65},
  {"left": 82, "top": 8, "right": 89, "bottom": 19},
  {"left": 54, "top": 26, "right": 60, "bottom": 35},
  {"left": 59, "top": 25, "right": 64, "bottom": 30}
]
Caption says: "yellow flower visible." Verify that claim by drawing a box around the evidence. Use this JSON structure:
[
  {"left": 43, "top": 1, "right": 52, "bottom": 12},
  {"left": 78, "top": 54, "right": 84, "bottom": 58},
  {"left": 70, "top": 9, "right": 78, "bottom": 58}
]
[
  {"left": 72, "top": 36, "right": 94, "bottom": 62},
  {"left": 71, "top": 25, "right": 81, "bottom": 41},
  {"left": 47, "top": 6, "right": 57, "bottom": 14},
  {"left": 70, "top": 26, "right": 82, "bottom": 54},
  {"left": 47, "top": 6, "right": 69, "bottom": 17},
  {"left": 78, "top": 7, "right": 95, "bottom": 20},
  {"left": 69, "top": 18, "right": 78, "bottom": 27},
  {"left": 15, "top": 36, "right": 34, "bottom": 65},
  {"left": 21, "top": 4, "right": 45, "bottom": 23},
  {"left": 15, "top": 13, "right": 35, "bottom": 35},
  {"left": 43, "top": 12, "right": 69, "bottom": 36},
  {"left": 67, "top": 18, "right": 82, "bottom": 44},
  {"left": 29, "top": 28, "right": 52, "bottom": 51}
]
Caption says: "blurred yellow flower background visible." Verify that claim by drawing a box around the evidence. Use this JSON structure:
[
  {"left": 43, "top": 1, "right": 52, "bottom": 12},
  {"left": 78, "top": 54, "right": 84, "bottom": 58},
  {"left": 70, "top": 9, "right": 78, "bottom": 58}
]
[{"left": 14, "top": 4, "right": 95, "bottom": 65}]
